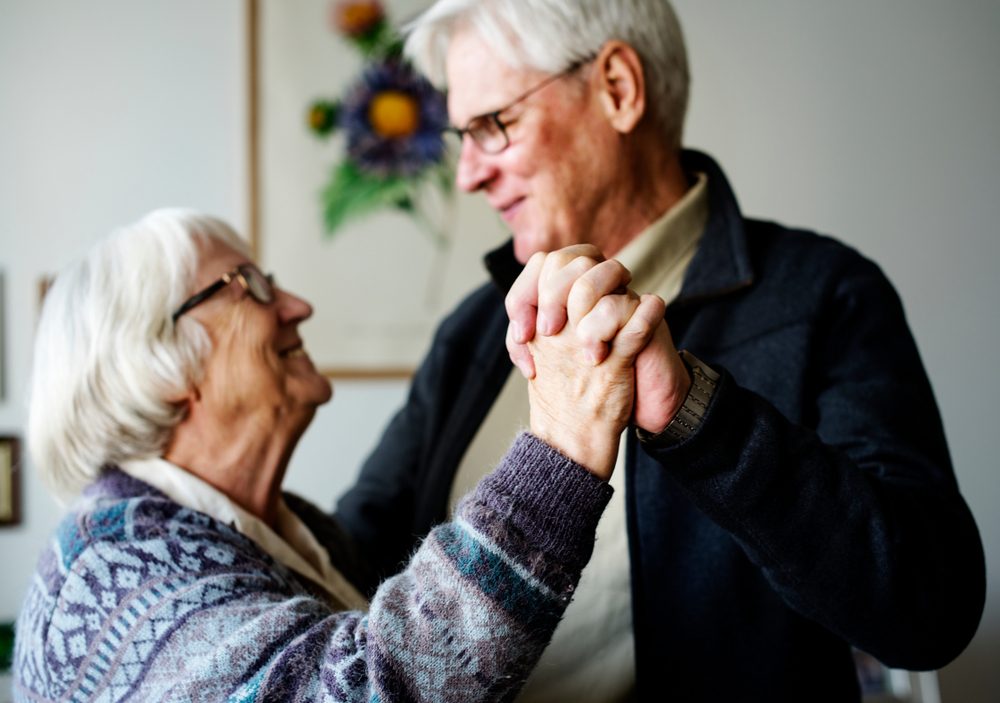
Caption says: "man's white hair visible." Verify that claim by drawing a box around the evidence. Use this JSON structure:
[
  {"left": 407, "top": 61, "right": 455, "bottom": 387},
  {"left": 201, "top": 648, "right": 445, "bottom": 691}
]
[
  {"left": 28, "top": 208, "right": 250, "bottom": 500},
  {"left": 405, "top": 0, "right": 690, "bottom": 149}
]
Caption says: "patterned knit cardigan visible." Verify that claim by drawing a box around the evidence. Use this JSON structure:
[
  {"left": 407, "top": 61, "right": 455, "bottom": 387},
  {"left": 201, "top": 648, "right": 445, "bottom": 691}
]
[{"left": 13, "top": 433, "right": 612, "bottom": 702}]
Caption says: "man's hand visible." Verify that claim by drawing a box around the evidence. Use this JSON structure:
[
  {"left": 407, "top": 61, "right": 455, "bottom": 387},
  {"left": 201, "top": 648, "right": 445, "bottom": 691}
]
[
  {"left": 633, "top": 321, "right": 691, "bottom": 435},
  {"left": 526, "top": 280, "right": 663, "bottom": 479},
  {"left": 505, "top": 245, "right": 692, "bottom": 435},
  {"left": 506, "top": 245, "right": 630, "bottom": 378}
]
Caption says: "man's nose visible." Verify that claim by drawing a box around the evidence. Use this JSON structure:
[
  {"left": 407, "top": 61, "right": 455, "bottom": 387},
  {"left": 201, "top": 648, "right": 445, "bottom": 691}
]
[{"left": 454, "top": 136, "right": 497, "bottom": 192}]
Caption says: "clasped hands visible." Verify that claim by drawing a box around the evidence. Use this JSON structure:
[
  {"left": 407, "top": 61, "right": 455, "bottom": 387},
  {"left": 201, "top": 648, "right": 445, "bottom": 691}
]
[{"left": 506, "top": 245, "right": 691, "bottom": 479}]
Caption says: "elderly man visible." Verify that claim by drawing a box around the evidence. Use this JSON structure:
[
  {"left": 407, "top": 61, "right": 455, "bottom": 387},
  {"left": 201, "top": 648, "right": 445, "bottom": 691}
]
[{"left": 336, "top": 1, "right": 985, "bottom": 700}]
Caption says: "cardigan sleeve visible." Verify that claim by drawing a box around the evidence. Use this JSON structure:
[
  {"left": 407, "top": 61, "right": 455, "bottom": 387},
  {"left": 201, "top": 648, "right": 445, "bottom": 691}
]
[{"left": 16, "top": 434, "right": 611, "bottom": 703}]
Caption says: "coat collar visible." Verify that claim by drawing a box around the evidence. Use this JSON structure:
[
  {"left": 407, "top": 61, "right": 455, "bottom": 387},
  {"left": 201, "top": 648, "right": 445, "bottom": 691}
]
[
  {"left": 674, "top": 149, "right": 754, "bottom": 304},
  {"left": 484, "top": 149, "right": 755, "bottom": 303}
]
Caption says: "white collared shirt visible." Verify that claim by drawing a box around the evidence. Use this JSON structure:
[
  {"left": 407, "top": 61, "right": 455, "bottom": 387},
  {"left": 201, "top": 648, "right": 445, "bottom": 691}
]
[{"left": 448, "top": 172, "right": 710, "bottom": 702}]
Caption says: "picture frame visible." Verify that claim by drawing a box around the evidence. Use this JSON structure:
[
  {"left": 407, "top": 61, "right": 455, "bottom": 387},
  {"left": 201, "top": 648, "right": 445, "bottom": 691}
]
[
  {"left": 246, "top": 0, "right": 506, "bottom": 378},
  {"left": 0, "top": 271, "right": 5, "bottom": 401},
  {"left": 0, "top": 435, "right": 21, "bottom": 527}
]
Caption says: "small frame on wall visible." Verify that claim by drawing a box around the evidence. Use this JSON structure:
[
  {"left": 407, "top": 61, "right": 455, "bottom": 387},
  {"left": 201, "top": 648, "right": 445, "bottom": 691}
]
[
  {"left": 0, "top": 270, "right": 6, "bottom": 400},
  {"left": 0, "top": 435, "right": 21, "bottom": 526}
]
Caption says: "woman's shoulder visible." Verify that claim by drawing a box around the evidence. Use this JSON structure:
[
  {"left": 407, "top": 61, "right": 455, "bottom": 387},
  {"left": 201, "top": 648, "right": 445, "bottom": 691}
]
[
  {"left": 51, "top": 469, "right": 274, "bottom": 585},
  {"left": 14, "top": 472, "right": 308, "bottom": 702}
]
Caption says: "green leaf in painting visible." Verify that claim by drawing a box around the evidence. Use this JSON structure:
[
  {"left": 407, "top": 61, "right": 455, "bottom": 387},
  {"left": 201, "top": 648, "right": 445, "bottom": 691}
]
[{"left": 321, "top": 162, "right": 413, "bottom": 236}]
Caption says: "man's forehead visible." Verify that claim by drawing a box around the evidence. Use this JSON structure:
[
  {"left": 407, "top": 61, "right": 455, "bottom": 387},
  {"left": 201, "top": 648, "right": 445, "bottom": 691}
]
[{"left": 444, "top": 34, "right": 543, "bottom": 124}]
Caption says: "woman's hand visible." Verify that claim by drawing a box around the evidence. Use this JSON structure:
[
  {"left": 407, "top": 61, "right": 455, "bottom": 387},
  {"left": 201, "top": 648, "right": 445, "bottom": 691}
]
[{"left": 517, "top": 248, "right": 665, "bottom": 479}]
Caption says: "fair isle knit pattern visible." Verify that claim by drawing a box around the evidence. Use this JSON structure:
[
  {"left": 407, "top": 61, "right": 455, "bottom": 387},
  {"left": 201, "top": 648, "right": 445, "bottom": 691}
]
[{"left": 14, "top": 433, "right": 612, "bottom": 702}]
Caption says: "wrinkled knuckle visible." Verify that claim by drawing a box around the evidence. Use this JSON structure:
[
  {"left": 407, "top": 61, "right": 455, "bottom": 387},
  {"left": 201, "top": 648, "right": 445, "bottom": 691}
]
[
  {"left": 549, "top": 249, "right": 577, "bottom": 268},
  {"left": 537, "top": 281, "right": 562, "bottom": 308},
  {"left": 634, "top": 310, "right": 657, "bottom": 333},
  {"left": 608, "top": 259, "right": 628, "bottom": 278},
  {"left": 504, "top": 293, "right": 519, "bottom": 314},
  {"left": 574, "top": 326, "right": 596, "bottom": 348},
  {"left": 527, "top": 251, "right": 547, "bottom": 269},
  {"left": 572, "top": 274, "right": 600, "bottom": 301},
  {"left": 616, "top": 326, "right": 647, "bottom": 351},
  {"left": 505, "top": 329, "right": 519, "bottom": 355},
  {"left": 575, "top": 317, "right": 603, "bottom": 344},
  {"left": 593, "top": 295, "right": 620, "bottom": 320},
  {"left": 568, "top": 255, "right": 597, "bottom": 277}
]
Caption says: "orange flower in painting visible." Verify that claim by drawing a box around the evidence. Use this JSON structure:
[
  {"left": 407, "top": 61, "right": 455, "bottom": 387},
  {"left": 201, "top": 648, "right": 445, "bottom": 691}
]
[
  {"left": 332, "top": 0, "right": 385, "bottom": 37},
  {"left": 368, "top": 90, "right": 420, "bottom": 138}
]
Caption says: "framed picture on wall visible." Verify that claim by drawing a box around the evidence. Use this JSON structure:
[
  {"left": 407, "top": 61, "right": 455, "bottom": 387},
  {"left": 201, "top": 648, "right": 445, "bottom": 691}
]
[
  {"left": 247, "top": 0, "right": 506, "bottom": 377},
  {"left": 0, "top": 435, "right": 21, "bottom": 527},
  {"left": 0, "top": 271, "right": 5, "bottom": 400}
]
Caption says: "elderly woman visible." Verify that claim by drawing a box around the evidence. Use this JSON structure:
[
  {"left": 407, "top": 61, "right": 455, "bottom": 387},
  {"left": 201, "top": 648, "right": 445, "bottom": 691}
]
[{"left": 13, "top": 208, "right": 666, "bottom": 702}]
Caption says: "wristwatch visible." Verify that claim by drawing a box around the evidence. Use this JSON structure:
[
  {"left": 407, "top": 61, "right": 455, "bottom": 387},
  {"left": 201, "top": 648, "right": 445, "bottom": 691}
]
[{"left": 636, "top": 350, "right": 720, "bottom": 447}]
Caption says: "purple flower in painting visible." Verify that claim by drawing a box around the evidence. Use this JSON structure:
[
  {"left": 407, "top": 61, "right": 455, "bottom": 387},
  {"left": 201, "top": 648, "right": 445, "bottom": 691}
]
[{"left": 340, "top": 59, "right": 449, "bottom": 177}]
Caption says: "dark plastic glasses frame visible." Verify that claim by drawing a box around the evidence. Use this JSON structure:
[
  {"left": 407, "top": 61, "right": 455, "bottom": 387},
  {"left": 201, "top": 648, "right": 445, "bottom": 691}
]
[
  {"left": 172, "top": 264, "right": 275, "bottom": 323},
  {"left": 444, "top": 58, "right": 592, "bottom": 154}
]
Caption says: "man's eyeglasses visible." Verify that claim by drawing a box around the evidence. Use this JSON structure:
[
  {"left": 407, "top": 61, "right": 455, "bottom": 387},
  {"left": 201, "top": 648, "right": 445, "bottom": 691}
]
[
  {"left": 172, "top": 264, "right": 276, "bottom": 323},
  {"left": 444, "top": 59, "right": 591, "bottom": 155}
]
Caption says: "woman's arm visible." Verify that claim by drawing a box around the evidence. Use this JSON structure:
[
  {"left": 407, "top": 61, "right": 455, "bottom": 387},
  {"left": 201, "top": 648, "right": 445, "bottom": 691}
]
[{"left": 29, "top": 436, "right": 610, "bottom": 702}]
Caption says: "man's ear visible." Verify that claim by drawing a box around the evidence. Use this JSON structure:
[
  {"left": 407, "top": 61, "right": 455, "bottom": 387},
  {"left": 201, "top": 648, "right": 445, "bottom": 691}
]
[{"left": 594, "top": 41, "right": 647, "bottom": 134}]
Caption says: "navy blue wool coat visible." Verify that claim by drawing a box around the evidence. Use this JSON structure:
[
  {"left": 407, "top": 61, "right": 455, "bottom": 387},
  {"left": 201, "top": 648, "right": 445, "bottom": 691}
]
[{"left": 336, "top": 151, "right": 985, "bottom": 702}]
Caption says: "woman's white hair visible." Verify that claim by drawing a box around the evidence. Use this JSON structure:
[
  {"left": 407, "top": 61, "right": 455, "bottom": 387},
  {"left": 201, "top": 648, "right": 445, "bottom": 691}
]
[
  {"left": 404, "top": 0, "right": 690, "bottom": 149},
  {"left": 28, "top": 208, "right": 250, "bottom": 500}
]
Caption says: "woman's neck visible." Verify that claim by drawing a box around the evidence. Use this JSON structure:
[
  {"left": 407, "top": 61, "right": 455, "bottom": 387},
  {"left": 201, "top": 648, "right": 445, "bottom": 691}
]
[{"left": 164, "top": 411, "right": 303, "bottom": 527}]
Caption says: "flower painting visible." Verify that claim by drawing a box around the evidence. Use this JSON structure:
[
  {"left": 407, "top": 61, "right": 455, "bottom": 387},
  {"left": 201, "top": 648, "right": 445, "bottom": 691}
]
[
  {"left": 308, "top": 1, "right": 453, "bottom": 245},
  {"left": 253, "top": 0, "right": 506, "bottom": 373}
]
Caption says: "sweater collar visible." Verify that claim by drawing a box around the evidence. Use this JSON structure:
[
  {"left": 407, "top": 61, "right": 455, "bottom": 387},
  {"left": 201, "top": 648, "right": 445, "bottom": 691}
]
[
  {"left": 85, "top": 464, "right": 367, "bottom": 610},
  {"left": 484, "top": 149, "right": 755, "bottom": 303}
]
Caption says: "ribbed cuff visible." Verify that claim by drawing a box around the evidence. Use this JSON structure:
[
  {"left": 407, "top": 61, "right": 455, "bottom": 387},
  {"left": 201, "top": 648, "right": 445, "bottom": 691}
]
[{"left": 469, "top": 432, "right": 614, "bottom": 580}]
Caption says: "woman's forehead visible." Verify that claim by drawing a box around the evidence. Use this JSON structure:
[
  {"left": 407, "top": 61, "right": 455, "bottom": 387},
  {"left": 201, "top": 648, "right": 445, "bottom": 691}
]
[{"left": 192, "top": 240, "right": 250, "bottom": 284}]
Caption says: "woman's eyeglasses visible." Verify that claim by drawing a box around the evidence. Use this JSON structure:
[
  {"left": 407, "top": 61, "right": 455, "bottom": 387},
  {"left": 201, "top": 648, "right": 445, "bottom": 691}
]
[{"left": 172, "top": 264, "right": 275, "bottom": 323}]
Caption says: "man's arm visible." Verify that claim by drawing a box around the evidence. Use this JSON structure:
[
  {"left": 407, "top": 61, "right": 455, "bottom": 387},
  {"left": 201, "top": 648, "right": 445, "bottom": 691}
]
[
  {"left": 641, "top": 256, "right": 985, "bottom": 669},
  {"left": 508, "top": 245, "right": 985, "bottom": 670}
]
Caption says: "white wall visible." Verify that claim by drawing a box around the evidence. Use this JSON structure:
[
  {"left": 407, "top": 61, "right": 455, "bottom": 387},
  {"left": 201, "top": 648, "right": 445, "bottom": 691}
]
[
  {"left": 0, "top": 0, "right": 409, "bottom": 631},
  {"left": 0, "top": 0, "right": 254, "bottom": 613},
  {"left": 0, "top": 1, "right": 997, "bottom": 701}
]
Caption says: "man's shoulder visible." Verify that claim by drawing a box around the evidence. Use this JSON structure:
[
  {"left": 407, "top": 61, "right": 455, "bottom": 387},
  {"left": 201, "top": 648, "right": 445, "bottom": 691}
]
[
  {"left": 432, "top": 279, "right": 508, "bottom": 349},
  {"left": 745, "top": 217, "right": 859, "bottom": 256},
  {"left": 743, "top": 218, "right": 885, "bottom": 288}
]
